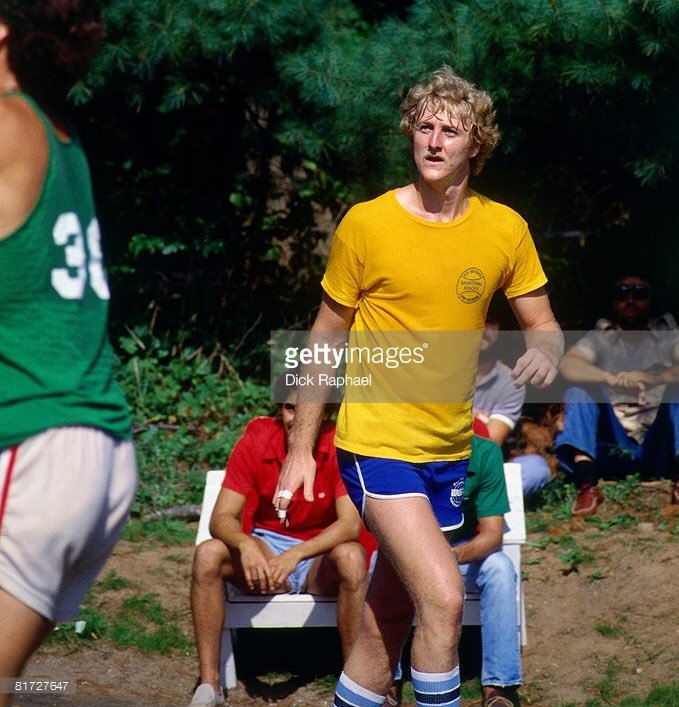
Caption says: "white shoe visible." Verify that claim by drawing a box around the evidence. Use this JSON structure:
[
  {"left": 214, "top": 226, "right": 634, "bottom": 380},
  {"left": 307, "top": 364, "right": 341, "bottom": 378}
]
[{"left": 188, "top": 683, "right": 225, "bottom": 706}]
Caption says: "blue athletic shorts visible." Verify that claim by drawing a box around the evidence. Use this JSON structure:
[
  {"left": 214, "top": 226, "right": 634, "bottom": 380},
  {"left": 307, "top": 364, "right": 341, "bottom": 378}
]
[
  {"left": 337, "top": 450, "right": 468, "bottom": 532},
  {"left": 251, "top": 528, "right": 314, "bottom": 593}
]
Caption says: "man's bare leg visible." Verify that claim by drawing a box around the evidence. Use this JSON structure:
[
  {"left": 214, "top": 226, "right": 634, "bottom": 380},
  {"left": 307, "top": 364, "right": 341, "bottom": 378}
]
[
  {"left": 190, "top": 536, "right": 277, "bottom": 690},
  {"left": 304, "top": 541, "right": 368, "bottom": 660},
  {"left": 341, "top": 496, "right": 463, "bottom": 695},
  {"left": 0, "top": 589, "right": 54, "bottom": 707}
]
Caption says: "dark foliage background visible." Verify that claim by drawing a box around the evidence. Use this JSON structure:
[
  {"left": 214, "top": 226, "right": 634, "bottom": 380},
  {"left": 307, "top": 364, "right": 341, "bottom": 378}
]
[{"left": 59, "top": 0, "right": 678, "bottom": 500}]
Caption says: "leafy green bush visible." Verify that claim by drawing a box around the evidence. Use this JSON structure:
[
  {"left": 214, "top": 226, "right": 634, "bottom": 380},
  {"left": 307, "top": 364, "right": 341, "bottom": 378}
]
[{"left": 115, "top": 332, "right": 272, "bottom": 514}]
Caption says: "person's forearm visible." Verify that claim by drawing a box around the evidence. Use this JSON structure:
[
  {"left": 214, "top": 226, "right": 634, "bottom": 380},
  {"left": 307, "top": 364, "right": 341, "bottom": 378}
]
[
  {"left": 559, "top": 354, "right": 613, "bottom": 385},
  {"left": 287, "top": 403, "right": 326, "bottom": 454},
  {"left": 452, "top": 534, "right": 502, "bottom": 565},
  {"left": 209, "top": 513, "right": 256, "bottom": 552},
  {"left": 288, "top": 517, "right": 362, "bottom": 562},
  {"left": 523, "top": 322, "right": 565, "bottom": 368}
]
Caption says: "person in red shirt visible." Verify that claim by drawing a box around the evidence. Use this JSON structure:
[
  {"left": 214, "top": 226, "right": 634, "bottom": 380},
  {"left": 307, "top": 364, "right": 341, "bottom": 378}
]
[{"left": 188, "top": 390, "right": 368, "bottom": 707}]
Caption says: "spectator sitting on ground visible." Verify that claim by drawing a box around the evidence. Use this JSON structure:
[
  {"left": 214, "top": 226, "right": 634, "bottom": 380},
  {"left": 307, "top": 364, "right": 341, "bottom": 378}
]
[
  {"left": 474, "top": 319, "right": 552, "bottom": 496},
  {"left": 556, "top": 273, "right": 679, "bottom": 516},
  {"left": 188, "top": 383, "right": 368, "bottom": 707}
]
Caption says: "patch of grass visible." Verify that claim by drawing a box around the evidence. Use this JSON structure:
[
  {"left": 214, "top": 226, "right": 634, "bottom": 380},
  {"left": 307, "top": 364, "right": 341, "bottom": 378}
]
[
  {"left": 556, "top": 536, "right": 597, "bottom": 571},
  {"left": 108, "top": 592, "right": 190, "bottom": 654},
  {"left": 163, "top": 553, "right": 187, "bottom": 563},
  {"left": 97, "top": 569, "right": 133, "bottom": 591},
  {"left": 316, "top": 674, "right": 338, "bottom": 693},
  {"left": 47, "top": 605, "right": 109, "bottom": 645},
  {"left": 602, "top": 475, "right": 641, "bottom": 505},
  {"left": 593, "top": 655, "right": 623, "bottom": 702},
  {"left": 460, "top": 678, "right": 482, "bottom": 699},
  {"left": 587, "top": 513, "right": 639, "bottom": 530},
  {"left": 594, "top": 622, "right": 623, "bottom": 638},
  {"left": 121, "top": 518, "right": 195, "bottom": 545},
  {"left": 640, "top": 682, "right": 679, "bottom": 705},
  {"left": 256, "top": 671, "right": 295, "bottom": 685},
  {"left": 47, "top": 590, "right": 189, "bottom": 655},
  {"left": 526, "top": 514, "right": 550, "bottom": 533},
  {"left": 402, "top": 682, "right": 415, "bottom": 703},
  {"left": 587, "top": 568, "right": 607, "bottom": 582}
]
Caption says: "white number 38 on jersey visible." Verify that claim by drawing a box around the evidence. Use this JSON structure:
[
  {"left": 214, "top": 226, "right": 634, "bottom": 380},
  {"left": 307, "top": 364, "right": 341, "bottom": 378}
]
[{"left": 51, "top": 212, "right": 110, "bottom": 300}]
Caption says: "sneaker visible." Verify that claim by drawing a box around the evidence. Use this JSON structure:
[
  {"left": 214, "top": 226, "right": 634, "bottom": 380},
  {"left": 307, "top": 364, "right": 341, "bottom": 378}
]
[
  {"left": 188, "top": 683, "right": 225, "bottom": 706},
  {"left": 571, "top": 484, "right": 604, "bottom": 517},
  {"left": 483, "top": 688, "right": 514, "bottom": 707},
  {"left": 484, "top": 696, "right": 514, "bottom": 707},
  {"left": 386, "top": 679, "right": 403, "bottom": 706}
]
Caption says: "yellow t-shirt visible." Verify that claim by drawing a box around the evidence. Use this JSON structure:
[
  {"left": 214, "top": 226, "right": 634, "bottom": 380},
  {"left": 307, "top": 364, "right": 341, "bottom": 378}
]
[{"left": 321, "top": 189, "right": 547, "bottom": 462}]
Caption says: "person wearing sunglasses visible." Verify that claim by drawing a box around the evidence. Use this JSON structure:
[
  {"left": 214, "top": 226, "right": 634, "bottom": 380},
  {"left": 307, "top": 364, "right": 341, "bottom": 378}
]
[{"left": 556, "top": 274, "right": 679, "bottom": 515}]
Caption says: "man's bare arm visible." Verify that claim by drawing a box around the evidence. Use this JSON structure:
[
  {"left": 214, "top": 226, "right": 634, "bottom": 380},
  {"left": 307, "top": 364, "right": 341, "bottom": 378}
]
[
  {"left": 509, "top": 287, "right": 564, "bottom": 388},
  {"left": 209, "top": 487, "right": 277, "bottom": 593},
  {"left": 485, "top": 418, "right": 512, "bottom": 447},
  {"left": 559, "top": 348, "right": 615, "bottom": 385},
  {"left": 274, "top": 293, "right": 355, "bottom": 516},
  {"left": 450, "top": 515, "right": 504, "bottom": 565}
]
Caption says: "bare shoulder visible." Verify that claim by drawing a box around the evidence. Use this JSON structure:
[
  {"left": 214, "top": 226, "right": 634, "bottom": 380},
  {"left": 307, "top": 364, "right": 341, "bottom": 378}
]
[
  {"left": 0, "top": 96, "right": 46, "bottom": 155},
  {"left": 0, "top": 96, "right": 49, "bottom": 240}
]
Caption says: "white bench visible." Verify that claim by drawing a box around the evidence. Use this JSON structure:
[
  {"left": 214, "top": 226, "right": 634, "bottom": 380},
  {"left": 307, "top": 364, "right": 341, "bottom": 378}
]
[{"left": 195, "top": 463, "right": 526, "bottom": 689}]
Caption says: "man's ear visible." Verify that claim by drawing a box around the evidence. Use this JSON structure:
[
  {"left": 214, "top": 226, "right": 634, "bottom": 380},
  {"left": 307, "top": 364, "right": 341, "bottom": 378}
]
[{"left": 0, "top": 21, "right": 9, "bottom": 44}]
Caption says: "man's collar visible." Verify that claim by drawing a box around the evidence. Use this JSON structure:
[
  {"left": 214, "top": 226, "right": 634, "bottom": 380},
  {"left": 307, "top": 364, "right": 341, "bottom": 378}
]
[{"left": 594, "top": 313, "right": 677, "bottom": 336}]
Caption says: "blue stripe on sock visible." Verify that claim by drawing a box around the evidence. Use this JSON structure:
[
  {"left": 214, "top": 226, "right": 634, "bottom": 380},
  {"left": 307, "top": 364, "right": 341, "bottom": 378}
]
[
  {"left": 335, "top": 679, "right": 383, "bottom": 707},
  {"left": 334, "top": 695, "right": 359, "bottom": 707},
  {"left": 412, "top": 685, "right": 461, "bottom": 705}
]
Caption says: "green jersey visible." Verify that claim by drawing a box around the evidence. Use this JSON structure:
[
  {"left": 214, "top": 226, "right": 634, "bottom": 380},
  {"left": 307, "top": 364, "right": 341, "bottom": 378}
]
[
  {"left": 0, "top": 93, "right": 131, "bottom": 447},
  {"left": 448, "top": 435, "right": 510, "bottom": 544}
]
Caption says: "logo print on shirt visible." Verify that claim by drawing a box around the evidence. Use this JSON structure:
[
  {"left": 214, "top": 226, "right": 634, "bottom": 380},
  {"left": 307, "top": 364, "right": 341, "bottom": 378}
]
[
  {"left": 449, "top": 479, "right": 465, "bottom": 508},
  {"left": 456, "top": 267, "right": 486, "bottom": 304}
]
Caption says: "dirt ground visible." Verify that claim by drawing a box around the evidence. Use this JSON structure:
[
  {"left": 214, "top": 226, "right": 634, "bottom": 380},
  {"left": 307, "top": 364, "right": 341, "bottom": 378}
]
[{"left": 20, "top": 480, "right": 679, "bottom": 707}]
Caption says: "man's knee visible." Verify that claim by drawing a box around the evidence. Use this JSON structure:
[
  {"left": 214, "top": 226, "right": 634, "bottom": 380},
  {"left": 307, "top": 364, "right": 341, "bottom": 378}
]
[
  {"left": 477, "top": 551, "right": 516, "bottom": 591},
  {"left": 332, "top": 542, "right": 368, "bottom": 589},
  {"left": 416, "top": 578, "right": 464, "bottom": 628},
  {"left": 192, "top": 538, "right": 231, "bottom": 583}
]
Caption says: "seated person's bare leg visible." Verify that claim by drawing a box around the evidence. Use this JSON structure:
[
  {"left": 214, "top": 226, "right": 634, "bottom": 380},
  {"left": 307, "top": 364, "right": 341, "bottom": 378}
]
[
  {"left": 190, "top": 535, "right": 279, "bottom": 689},
  {"left": 304, "top": 541, "right": 368, "bottom": 661},
  {"left": 342, "top": 496, "right": 464, "bottom": 695},
  {"left": 0, "top": 589, "right": 54, "bottom": 707}
]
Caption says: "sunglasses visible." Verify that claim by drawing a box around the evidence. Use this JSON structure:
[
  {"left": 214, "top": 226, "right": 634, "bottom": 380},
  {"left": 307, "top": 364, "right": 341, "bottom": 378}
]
[{"left": 613, "top": 284, "right": 650, "bottom": 302}]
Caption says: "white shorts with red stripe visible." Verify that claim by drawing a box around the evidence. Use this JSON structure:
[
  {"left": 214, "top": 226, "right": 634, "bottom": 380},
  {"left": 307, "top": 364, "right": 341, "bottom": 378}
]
[{"left": 0, "top": 426, "right": 137, "bottom": 621}]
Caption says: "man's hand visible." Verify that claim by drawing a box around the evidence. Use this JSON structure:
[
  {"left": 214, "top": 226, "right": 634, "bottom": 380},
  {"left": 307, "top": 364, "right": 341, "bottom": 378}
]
[
  {"left": 511, "top": 347, "right": 559, "bottom": 389},
  {"left": 273, "top": 450, "right": 317, "bottom": 525},
  {"left": 268, "top": 547, "right": 303, "bottom": 590},
  {"left": 238, "top": 538, "right": 276, "bottom": 593},
  {"left": 610, "top": 370, "right": 656, "bottom": 390}
]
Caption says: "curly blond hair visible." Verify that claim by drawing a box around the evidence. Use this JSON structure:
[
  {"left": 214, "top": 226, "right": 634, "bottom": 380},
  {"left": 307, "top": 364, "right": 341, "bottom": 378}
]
[{"left": 400, "top": 65, "right": 500, "bottom": 176}]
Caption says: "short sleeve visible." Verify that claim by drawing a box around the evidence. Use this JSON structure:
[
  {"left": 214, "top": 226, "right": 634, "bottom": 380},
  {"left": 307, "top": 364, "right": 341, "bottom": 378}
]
[
  {"left": 488, "top": 377, "right": 525, "bottom": 430},
  {"left": 470, "top": 437, "right": 510, "bottom": 518},
  {"left": 321, "top": 211, "right": 364, "bottom": 308},
  {"left": 223, "top": 430, "right": 256, "bottom": 497},
  {"left": 503, "top": 225, "right": 548, "bottom": 299},
  {"left": 569, "top": 331, "right": 599, "bottom": 364}
]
